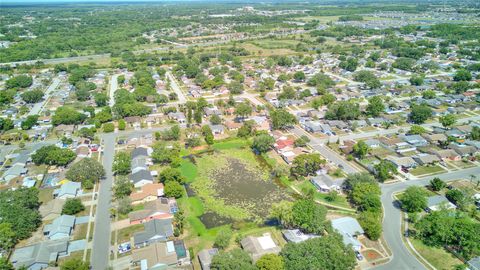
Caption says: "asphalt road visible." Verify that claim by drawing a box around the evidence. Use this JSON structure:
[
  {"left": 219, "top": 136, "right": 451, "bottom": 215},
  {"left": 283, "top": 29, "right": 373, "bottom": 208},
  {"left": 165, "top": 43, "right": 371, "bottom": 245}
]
[
  {"left": 374, "top": 166, "right": 480, "bottom": 270},
  {"left": 166, "top": 71, "right": 187, "bottom": 104},
  {"left": 91, "top": 127, "right": 171, "bottom": 270},
  {"left": 91, "top": 133, "right": 115, "bottom": 270},
  {"left": 290, "top": 125, "right": 360, "bottom": 174},
  {"left": 29, "top": 77, "right": 60, "bottom": 116},
  {"left": 109, "top": 74, "right": 119, "bottom": 108}
]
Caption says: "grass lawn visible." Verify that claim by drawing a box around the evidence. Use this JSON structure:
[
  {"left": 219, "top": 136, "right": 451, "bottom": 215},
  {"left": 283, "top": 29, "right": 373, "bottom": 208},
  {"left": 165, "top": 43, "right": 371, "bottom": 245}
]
[
  {"left": 410, "top": 239, "right": 462, "bottom": 270},
  {"left": 294, "top": 180, "right": 353, "bottom": 210},
  {"left": 118, "top": 203, "right": 144, "bottom": 220},
  {"left": 410, "top": 165, "right": 446, "bottom": 176},
  {"left": 179, "top": 159, "right": 197, "bottom": 183},
  {"left": 73, "top": 223, "right": 88, "bottom": 240},
  {"left": 212, "top": 138, "right": 248, "bottom": 151},
  {"left": 117, "top": 224, "right": 144, "bottom": 244},
  {"left": 450, "top": 160, "right": 476, "bottom": 169}
]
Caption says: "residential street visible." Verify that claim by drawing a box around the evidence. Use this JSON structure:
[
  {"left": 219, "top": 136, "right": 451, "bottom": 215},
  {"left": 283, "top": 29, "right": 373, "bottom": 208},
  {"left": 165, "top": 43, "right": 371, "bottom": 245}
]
[
  {"left": 29, "top": 77, "right": 60, "bottom": 116},
  {"left": 109, "top": 74, "right": 119, "bottom": 107},
  {"left": 374, "top": 166, "right": 480, "bottom": 270},
  {"left": 91, "top": 133, "right": 115, "bottom": 270},
  {"left": 166, "top": 71, "right": 187, "bottom": 104}
]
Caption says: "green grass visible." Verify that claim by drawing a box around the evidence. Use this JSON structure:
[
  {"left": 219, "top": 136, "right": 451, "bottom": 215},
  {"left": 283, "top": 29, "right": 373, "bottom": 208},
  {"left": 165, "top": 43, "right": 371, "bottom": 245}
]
[
  {"left": 294, "top": 180, "right": 353, "bottom": 209},
  {"left": 410, "top": 165, "right": 446, "bottom": 176},
  {"left": 117, "top": 224, "right": 143, "bottom": 244},
  {"left": 179, "top": 159, "right": 197, "bottom": 183},
  {"left": 212, "top": 138, "right": 248, "bottom": 150},
  {"left": 410, "top": 239, "right": 462, "bottom": 270}
]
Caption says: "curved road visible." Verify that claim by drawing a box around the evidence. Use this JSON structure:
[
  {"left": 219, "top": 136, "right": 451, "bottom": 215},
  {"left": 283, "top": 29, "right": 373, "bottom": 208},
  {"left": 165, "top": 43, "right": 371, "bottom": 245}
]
[{"left": 374, "top": 166, "right": 480, "bottom": 270}]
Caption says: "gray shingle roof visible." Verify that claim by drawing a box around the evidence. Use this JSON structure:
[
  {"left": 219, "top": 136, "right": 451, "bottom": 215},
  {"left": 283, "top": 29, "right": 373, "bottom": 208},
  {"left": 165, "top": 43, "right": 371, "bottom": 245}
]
[{"left": 133, "top": 218, "right": 174, "bottom": 247}]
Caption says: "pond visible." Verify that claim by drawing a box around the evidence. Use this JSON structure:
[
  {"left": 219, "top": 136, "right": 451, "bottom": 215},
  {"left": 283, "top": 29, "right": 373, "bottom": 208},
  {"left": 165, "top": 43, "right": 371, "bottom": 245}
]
[{"left": 189, "top": 148, "right": 291, "bottom": 224}]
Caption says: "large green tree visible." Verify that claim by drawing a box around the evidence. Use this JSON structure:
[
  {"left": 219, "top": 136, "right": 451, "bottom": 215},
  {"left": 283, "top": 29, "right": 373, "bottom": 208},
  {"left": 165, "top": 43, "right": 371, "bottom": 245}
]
[
  {"left": 211, "top": 249, "right": 255, "bottom": 270},
  {"left": 400, "top": 186, "right": 427, "bottom": 213},
  {"left": 281, "top": 234, "right": 356, "bottom": 270},
  {"left": 291, "top": 199, "right": 328, "bottom": 234},
  {"left": 66, "top": 158, "right": 105, "bottom": 187}
]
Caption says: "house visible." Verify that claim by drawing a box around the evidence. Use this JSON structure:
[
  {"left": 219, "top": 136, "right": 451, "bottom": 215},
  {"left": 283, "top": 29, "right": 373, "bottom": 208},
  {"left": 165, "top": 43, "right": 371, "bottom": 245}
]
[
  {"left": 53, "top": 181, "right": 82, "bottom": 199},
  {"left": 331, "top": 217, "right": 364, "bottom": 252},
  {"left": 225, "top": 120, "right": 242, "bottom": 130},
  {"left": 339, "top": 140, "right": 356, "bottom": 154},
  {"left": 43, "top": 215, "right": 76, "bottom": 240},
  {"left": 2, "top": 163, "right": 28, "bottom": 182},
  {"left": 395, "top": 142, "right": 417, "bottom": 153},
  {"left": 431, "top": 149, "right": 461, "bottom": 161},
  {"left": 249, "top": 116, "right": 270, "bottom": 131},
  {"left": 302, "top": 121, "right": 323, "bottom": 134},
  {"left": 133, "top": 218, "right": 174, "bottom": 248},
  {"left": 204, "top": 107, "right": 221, "bottom": 116},
  {"left": 22, "top": 177, "right": 37, "bottom": 188},
  {"left": 422, "top": 133, "right": 447, "bottom": 145},
  {"left": 274, "top": 137, "right": 295, "bottom": 152},
  {"left": 209, "top": 124, "right": 225, "bottom": 135},
  {"left": 426, "top": 195, "right": 457, "bottom": 212},
  {"left": 386, "top": 156, "right": 417, "bottom": 170},
  {"left": 402, "top": 135, "right": 428, "bottom": 147},
  {"left": 198, "top": 249, "right": 219, "bottom": 270},
  {"left": 450, "top": 144, "right": 477, "bottom": 157},
  {"left": 240, "top": 233, "right": 281, "bottom": 262},
  {"left": 467, "top": 257, "right": 480, "bottom": 270},
  {"left": 129, "top": 198, "right": 178, "bottom": 225},
  {"left": 282, "top": 229, "right": 317, "bottom": 243},
  {"left": 364, "top": 139, "right": 381, "bottom": 149},
  {"left": 130, "top": 169, "right": 154, "bottom": 188},
  {"left": 168, "top": 112, "right": 186, "bottom": 124},
  {"left": 131, "top": 242, "right": 178, "bottom": 270},
  {"left": 413, "top": 154, "right": 441, "bottom": 166},
  {"left": 311, "top": 174, "right": 344, "bottom": 193},
  {"left": 10, "top": 239, "right": 69, "bottom": 270},
  {"left": 130, "top": 183, "right": 165, "bottom": 205}
]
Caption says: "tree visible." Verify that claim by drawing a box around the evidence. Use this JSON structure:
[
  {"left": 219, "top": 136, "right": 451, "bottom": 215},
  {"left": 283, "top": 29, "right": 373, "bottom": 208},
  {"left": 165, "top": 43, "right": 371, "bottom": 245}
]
[
  {"left": 281, "top": 234, "right": 356, "bottom": 270},
  {"left": 164, "top": 181, "right": 183, "bottom": 198},
  {"left": 0, "top": 257, "right": 14, "bottom": 270},
  {"left": 291, "top": 199, "right": 328, "bottom": 234},
  {"left": 409, "top": 103, "right": 432, "bottom": 124},
  {"left": 430, "top": 177, "right": 446, "bottom": 191},
  {"left": 117, "top": 197, "right": 132, "bottom": 215},
  {"left": 422, "top": 90, "right": 436, "bottom": 99},
  {"left": 235, "top": 102, "right": 252, "bottom": 119},
  {"left": 113, "top": 176, "right": 133, "bottom": 199},
  {"left": 52, "top": 106, "right": 87, "bottom": 126},
  {"left": 158, "top": 168, "right": 185, "bottom": 184},
  {"left": 445, "top": 189, "right": 464, "bottom": 205},
  {"left": 453, "top": 69, "right": 472, "bottom": 81},
  {"left": 237, "top": 120, "right": 256, "bottom": 138},
  {"left": 409, "top": 125, "right": 426, "bottom": 135},
  {"left": 373, "top": 160, "right": 397, "bottom": 182},
  {"left": 21, "top": 115, "right": 38, "bottom": 130},
  {"left": 113, "top": 152, "right": 131, "bottom": 175},
  {"left": 252, "top": 134, "right": 274, "bottom": 153},
  {"left": 352, "top": 141, "right": 369, "bottom": 159},
  {"left": 201, "top": 125, "right": 214, "bottom": 145},
  {"left": 6, "top": 75, "right": 33, "bottom": 88},
  {"left": 358, "top": 211, "right": 382, "bottom": 240},
  {"left": 339, "top": 57, "right": 358, "bottom": 72},
  {"left": 103, "top": 122, "right": 115, "bottom": 132},
  {"left": 21, "top": 90, "right": 44, "bottom": 103},
  {"left": 60, "top": 258, "right": 89, "bottom": 270},
  {"left": 325, "top": 101, "right": 360, "bottom": 120},
  {"left": 294, "top": 135, "right": 310, "bottom": 147},
  {"left": 439, "top": 114, "right": 456, "bottom": 129},
  {"left": 228, "top": 81, "right": 244, "bottom": 95},
  {"left": 214, "top": 227, "right": 232, "bottom": 249},
  {"left": 400, "top": 186, "right": 427, "bottom": 213},
  {"left": 62, "top": 198, "right": 85, "bottom": 215},
  {"left": 256, "top": 254, "right": 284, "bottom": 270},
  {"left": 366, "top": 96, "right": 385, "bottom": 117},
  {"left": 409, "top": 75, "right": 424, "bottom": 86},
  {"left": 0, "top": 223, "right": 16, "bottom": 251},
  {"left": 293, "top": 71, "right": 306, "bottom": 81},
  {"left": 94, "top": 93, "right": 108, "bottom": 107},
  {"left": 210, "top": 114, "right": 222, "bottom": 125},
  {"left": 32, "top": 145, "right": 76, "bottom": 166},
  {"left": 66, "top": 158, "right": 105, "bottom": 188},
  {"left": 118, "top": 119, "right": 126, "bottom": 130},
  {"left": 269, "top": 201, "right": 294, "bottom": 228},
  {"left": 78, "top": 127, "right": 96, "bottom": 139},
  {"left": 290, "top": 153, "right": 325, "bottom": 178},
  {"left": 470, "top": 126, "right": 480, "bottom": 140},
  {"left": 270, "top": 109, "right": 297, "bottom": 130},
  {"left": 211, "top": 249, "right": 255, "bottom": 270}
]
